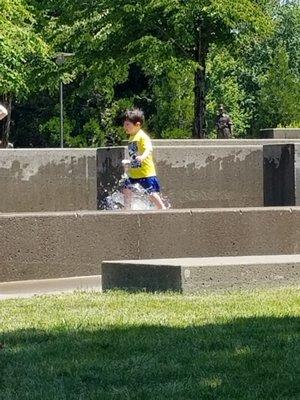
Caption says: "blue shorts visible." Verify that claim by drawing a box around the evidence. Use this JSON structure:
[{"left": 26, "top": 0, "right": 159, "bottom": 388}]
[{"left": 124, "top": 176, "right": 161, "bottom": 193}]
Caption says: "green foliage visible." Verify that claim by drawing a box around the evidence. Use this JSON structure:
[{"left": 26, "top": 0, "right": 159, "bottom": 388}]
[
  {"left": 160, "top": 128, "right": 191, "bottom": 139},
  {"left": 0, "top": 0, "right": 50, "bottom": 96},
  {"left": 39, "top": 116, "right": 108, "bottom": 148},
  {"left": 257, "top": 47, "right": 300, "bottom": 129},
  {"left": 5, "top": 0, "right": 300, "bottom": 144},
  {"left": 39, "top": 115, "right": 74, "bottom": 147},
  {"left": 232, "top": 1, "right": 300, "bottom": 135},
  {"left": 206, "top": 48, "right": 253, "bottom": 137},
  {"left": 82, "top": 118, "right": 106, "bottom": 147},
  {"left": 23, "top": 0, "right": 273, "bottom": 141},
  {"left": 275, "top": 1, "right": 300, "bottom": 76},
  {"left": 150, "top": 64, "right": 194, "bottom": 138}
]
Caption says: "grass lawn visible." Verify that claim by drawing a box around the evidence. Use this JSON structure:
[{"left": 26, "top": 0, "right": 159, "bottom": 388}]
[{"left": 0, "top": 287, "right": 299, "bottom": 400}]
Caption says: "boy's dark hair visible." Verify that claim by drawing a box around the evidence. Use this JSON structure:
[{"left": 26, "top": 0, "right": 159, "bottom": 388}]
[{"left": 124, "top": 108, "right": 145, "bottom": 125}]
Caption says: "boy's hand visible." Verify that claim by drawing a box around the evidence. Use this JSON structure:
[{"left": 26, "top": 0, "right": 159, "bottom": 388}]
[{"left": 135, "top": 155, "right": 143, "bottom": 163}]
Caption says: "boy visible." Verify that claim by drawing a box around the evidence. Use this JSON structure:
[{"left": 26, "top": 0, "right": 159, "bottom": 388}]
[{"left": 122, "top": 108, "right": 166, "bottom": 210}]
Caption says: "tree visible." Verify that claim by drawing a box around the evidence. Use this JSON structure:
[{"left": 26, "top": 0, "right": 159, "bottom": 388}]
[
  {"left": 233, "top": 0, "right": 300, "bottom": 134},
  {"left": 0, "top": 0, "right": 49, "bottom": 145},
  {"left": 28, "top": 0, "right": 273, "bottom": 139},
  {"left": 206, "top": 46, "right": 253, "bottom": 137},
  {"left": 258, "top": 47, "right": 300, "bottom": 128}
]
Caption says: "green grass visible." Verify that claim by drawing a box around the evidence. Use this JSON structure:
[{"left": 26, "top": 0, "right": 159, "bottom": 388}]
[{"left": 0, "top": 288, "right": 299, "bottom": 400}]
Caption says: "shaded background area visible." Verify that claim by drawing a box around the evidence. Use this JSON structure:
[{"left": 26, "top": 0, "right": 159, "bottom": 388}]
[{"left": 0, "top": 315, "right": 299, "bottom": 399}]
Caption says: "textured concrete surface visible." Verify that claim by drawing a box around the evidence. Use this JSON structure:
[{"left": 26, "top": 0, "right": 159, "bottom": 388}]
[
  {"left": 97, "top": 147, "right": 126, "bottom": 209},
  {"left": 102, "top": 254, "right": 300, "bottom": 292},
  {"left": 261, "top": 129, "right": 300, "bottom": 139},
  {"left": 0, "top": 207, "right": 299, "bottom": 282},
  {"left": 124, "top": 139, "right": 300, "bottom": 146},
  {"left": 0, "top": 143, "right": 298, "bottom": 212},
  {"left": 100, "top": 145, "right": 264, "bottom": 208},
  {"left": 154, "top": 145, "right": 263, "bottom": 208},
  {"left": 263, "top": 144, "right": 295, "bottom": 206},
  {"left": 0, "top": 149, "right": 97, "bottom": 212},
  {"left": 296, "top": 145, "right": 300, "bottom": 206},
  {"left": 0, "top": 275, "right": 101, "bottom": 299}
]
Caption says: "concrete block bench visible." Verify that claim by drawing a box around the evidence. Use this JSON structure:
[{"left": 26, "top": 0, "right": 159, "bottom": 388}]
[{"left": 102, "top": 254, "right": 300, "bottom": 293}]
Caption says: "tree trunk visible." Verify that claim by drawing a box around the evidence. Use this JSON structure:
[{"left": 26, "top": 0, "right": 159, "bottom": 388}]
[
  {"left": 193, "top": 23, "right": 208, "bottom": 139},
  {"left": 1, "top": 94, "right": 12, "bottom": 148}
]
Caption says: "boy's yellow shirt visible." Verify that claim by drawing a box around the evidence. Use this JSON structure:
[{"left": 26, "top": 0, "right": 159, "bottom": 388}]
[{"left": 128, "top": 129, "right": 156, "bottom": 179}]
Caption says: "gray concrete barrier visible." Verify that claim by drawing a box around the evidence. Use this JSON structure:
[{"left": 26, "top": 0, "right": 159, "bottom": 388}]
[
  {"left": 0, "top": 207, "right": 299, "bottom": 283},
  {"left": 98, "top": 145, "right": 264, "bottom": 208},
  {"left": 261, "top": 129, "right": 300, "bottom": 139},
  {"left": 263, "top": 144, "right": 295, "bottom": 206},
  {"left": 0, "top": 143, "right": 299, "bottom": 212},
  {"left": 102, "top": 254, "right": 300, "bottom": 293},
  {"left": 155, "top": 145, "right": 263, "bottom": 208},
  {"left": 146, "top": 138, "right": 300, "bottom": 146},
  {"left": 296, "top": 145, "right": 300, "bottom": 206},
  {"left": 0, "top": 149, "right": 97, "bottom": 212},
  {"left": 263, "top": 144, "right": 300, "bottom": 207},
  {"left": 97, "top": 147, "right": 126, "bottom": 209}
]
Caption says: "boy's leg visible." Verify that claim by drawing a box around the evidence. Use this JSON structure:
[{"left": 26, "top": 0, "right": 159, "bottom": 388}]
[
  {"left": 149, "top": 192, "right": 166, "bottom": 210},
  {"left": 122, "top": 187, "right": 133, "bottom": 210}
]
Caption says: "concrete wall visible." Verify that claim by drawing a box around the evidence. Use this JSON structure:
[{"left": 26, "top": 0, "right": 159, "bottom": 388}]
[
  {"left": 263, "top": 144, "right": 295, "bottom": 206},
  {"left": 0, "top": 149, "right": 97, "bottom": 212},
  {"left": 0, "top": 207, "right": 299, "bottom": 282},
  {"left": 263, "top": 144, "right": 300, "bottom": 207},
  {"left": 100, "top": 143, "right": 300, "bottom": 209},
  {"left": 0, "top": 143, "right": 298, "bottom": 212},
  {"left": 122, "top": 138, "right": 300, "bottom": 147},
  {"left": 97, "top": 147, "right": 126, "bottom": 209},
  {"left": 98, "top": 145, "right": 264, "bottom": 209},
  {"left": 296, "top": 145, "right": 300, "bottom": 206},
  {"left": 155, "top": 145, "right": 263, "bottom": 208},
  {"left": 261, "top": 129, "right": 300, "bottom": 139},
  {"left": 147, "top": 139, "right": 300, "bottom": 146}
]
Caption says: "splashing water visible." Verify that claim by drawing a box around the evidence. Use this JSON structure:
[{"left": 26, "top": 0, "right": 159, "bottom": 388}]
[
  {"left": 102, "top": 158, "right": 171, "bottom": 210},
  {"left": 104, "top": 175, "right": 170, "bottom": 211},
  {"left": 104, "top": 183, "right": 153, "bottom": 210}
]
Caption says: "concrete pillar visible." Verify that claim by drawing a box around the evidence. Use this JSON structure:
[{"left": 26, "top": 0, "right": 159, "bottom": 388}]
[
  {"left": 295, "top": 145, "right": 300, "bottom": 206},
  {"left": 263, "top": 144, "right": 295, "bottom": 206},
  {"left": 96, "top": 147, "right": 126, "bottom": 209}
]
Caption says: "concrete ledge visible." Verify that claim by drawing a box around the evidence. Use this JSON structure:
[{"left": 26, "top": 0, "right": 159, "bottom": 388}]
[
  {"left": 1, "top": 143, "right": 300, "bottom": 212},
  {"left": 155, "top": 145, "right": 263, "bottom": 208},
  {"left": 0, "top": 275, "right": 101, "bottom": 299},
  {"left": 0, "top": 149, "right": 98, "bottom": 212},
  {"left": 1, "top": 207, "right": 300, "bottom": 282},
  {"left": 123, "top": 139, "right": 300, "bottom": 146},
  {"left": 100, "top": 145, "right": 265, "bottom": 208},
  {"left": 102, "top": 255, "right": 300, "bottom": 293},
  {"left": 261, "top": 129, "right": 300, "bottom": 139}
]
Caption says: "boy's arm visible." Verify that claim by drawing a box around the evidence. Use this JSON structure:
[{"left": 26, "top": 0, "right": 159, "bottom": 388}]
[
  {"left": 135, "top": 135, "right": 153, "bottom": 163},
  {"left": 135, "top": 148, "right": 152, "bottom": 162}
]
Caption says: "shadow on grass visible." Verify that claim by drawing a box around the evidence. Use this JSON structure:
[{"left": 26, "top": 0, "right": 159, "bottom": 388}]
[{"left": 0, "top": 316, "right": 299, "bottom": 399}]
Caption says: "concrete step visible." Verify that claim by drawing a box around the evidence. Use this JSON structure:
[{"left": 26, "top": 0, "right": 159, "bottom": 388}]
[
  {"left": 0, "top": 275, "right": 101, "bottom": 300},
  {"left": 102, "top": 254, "right": 300, "bottom": 293}
]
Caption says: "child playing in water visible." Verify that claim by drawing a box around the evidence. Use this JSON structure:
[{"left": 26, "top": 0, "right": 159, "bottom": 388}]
[{"left": 122, "top": 108, "right": 166, "bottom": 210}]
